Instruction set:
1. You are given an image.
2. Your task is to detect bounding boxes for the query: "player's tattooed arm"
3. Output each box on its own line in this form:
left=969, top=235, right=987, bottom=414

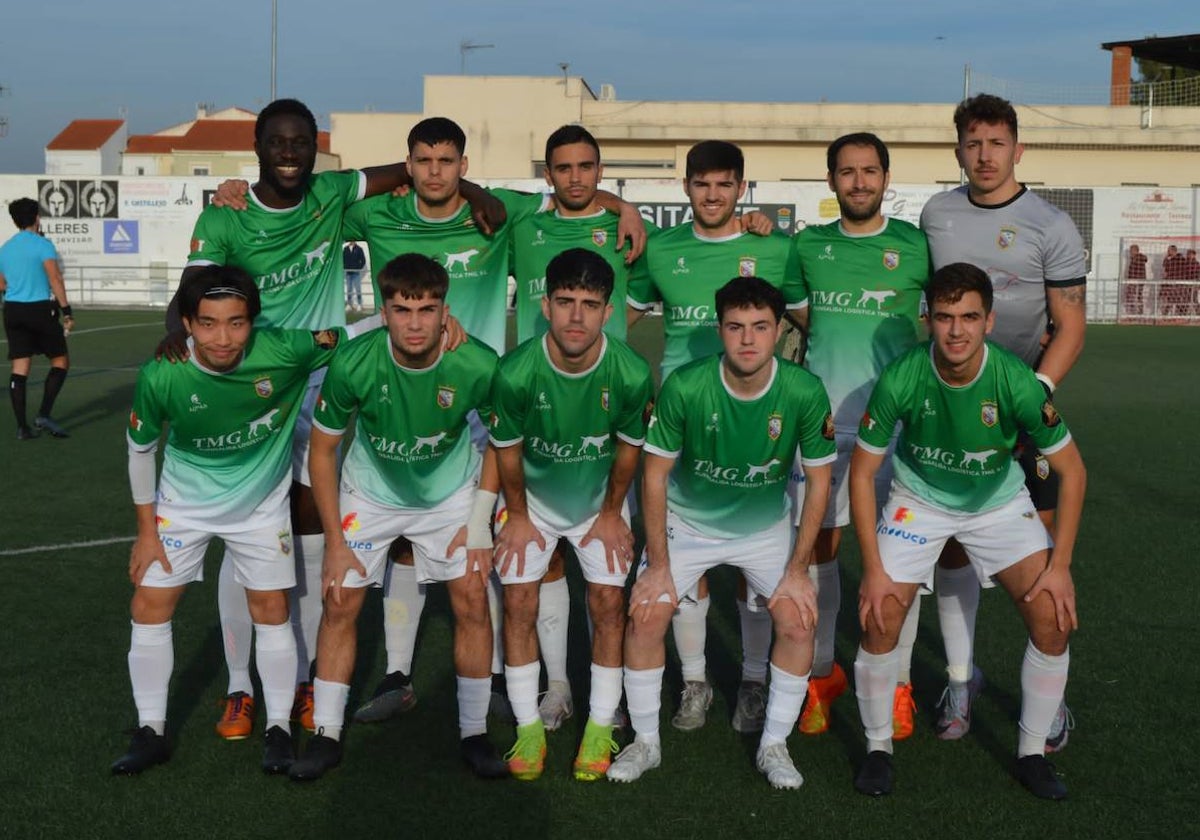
left=1039, top=283, right=1087, bottom=391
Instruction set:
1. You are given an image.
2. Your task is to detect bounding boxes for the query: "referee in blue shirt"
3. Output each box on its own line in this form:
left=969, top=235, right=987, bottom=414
left=0, top=198, right=73, bottom=439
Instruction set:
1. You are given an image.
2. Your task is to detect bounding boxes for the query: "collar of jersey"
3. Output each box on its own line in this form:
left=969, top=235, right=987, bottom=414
left=553, top=207, right=607, bottom=221
left=965, top=184, right=1028, bottom=211
left=928, top=341, right=989, bottom=389
left=413, top=193, right=469, bottom=225
left=248, top=187, right=304, bottom=215
left=691, top=227, right=744, bottom=244
left=389, top=334, right=445, bottom=373
left=837, top=217, right=890, bottom=239
left=719, top=355, right=777, bottom=401
left=540, top=332, right=607, bottom=378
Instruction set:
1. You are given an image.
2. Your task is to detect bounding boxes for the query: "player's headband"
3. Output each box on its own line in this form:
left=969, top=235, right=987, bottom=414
left=203, top=286, right=248, bottom=299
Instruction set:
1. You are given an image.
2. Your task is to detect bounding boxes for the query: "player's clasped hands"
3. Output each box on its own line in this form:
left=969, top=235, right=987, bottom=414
left=129, top=534, right=171, bottom=586
left=322, top=540, right=367, bottom=607
left=492, top=511, right=546, bottom=579
left=579, top=510, right=635, bottom=575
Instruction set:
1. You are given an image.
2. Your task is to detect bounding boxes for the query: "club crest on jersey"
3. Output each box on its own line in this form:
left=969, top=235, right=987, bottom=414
left=980, top=401, right=998, bottom=428
left=739, top=258, right=757, bottom=277
left=768, top=412, right=783, bottom=441
left=1036, top=455, right=1051, bottom=480
left=601, top=387, right=610, bottom=412
left=998, top=227, right=1017, bottom=249
left=592, top=229, right=607, bottom=247
left=822, top=413, right=835, bottom=441
left=882, top=249, right=900, bottom=270
left=1041, top=401, right=1061, bottom=428
left=437, top=386, right=456, bottom=409
left=254, top=377, right=273, bottom=398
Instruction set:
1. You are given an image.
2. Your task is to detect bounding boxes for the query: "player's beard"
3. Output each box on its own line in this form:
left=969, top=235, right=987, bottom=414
left=837, top=191, right=883, bottom=225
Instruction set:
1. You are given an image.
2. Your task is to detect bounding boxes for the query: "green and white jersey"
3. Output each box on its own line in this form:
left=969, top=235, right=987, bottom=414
left=128, top=329, right=342, bottom=522
left=313, top=332, right=498, bottom=509
left=188, top=170, right=366, bottom=330
left=489, top=334, right=654, bottom=531
left=858, top=342, right=1072, bottom=513
left=793, top=218, right=930, bottom=431
left=645, top=356, right=836, bottom=539
left=344, top=189, right=547, bottom=354
left=627, top=224, right=802, bottom=379
left=510, top=210, right=656, bottom=343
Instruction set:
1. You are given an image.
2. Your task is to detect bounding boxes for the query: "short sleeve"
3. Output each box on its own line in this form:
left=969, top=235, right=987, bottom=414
left=1011, top=367, right=1071, bottom=454
left=311, top=350, right=357, bottom=435
left=858, top=367, right=902, bottom=453
left=187, top=207, right=229, bottom=266
left=643, top=373, right=685, bottom=457
left=614, top=363, right=654, bottom=446
left=795, top=377, right=836, bottom=465
left=1042, top=212, right=1087, bottom=286
left=127, top=366, right=165, bottom=451
left=627, top=238, right=658, bottom=308
left=488, top=366, right=527, bottom=447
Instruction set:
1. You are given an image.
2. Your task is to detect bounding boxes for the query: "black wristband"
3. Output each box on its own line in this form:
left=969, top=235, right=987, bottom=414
left=61, top=305, right=73, bottom=318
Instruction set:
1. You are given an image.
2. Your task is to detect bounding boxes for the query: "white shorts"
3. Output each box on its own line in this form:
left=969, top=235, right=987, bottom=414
left=790, top=430, right=895, bottom=529
left=143, top=505, right=296, bottom=591
left=291, top=375, right=324, bottom=486
left=875, top=485, right=1053, bottom=591
left=643, top=511, right=794, bottom=608
left=337, top=481, right=476, bottom=588
left=495, top=501, right=631, bottom=588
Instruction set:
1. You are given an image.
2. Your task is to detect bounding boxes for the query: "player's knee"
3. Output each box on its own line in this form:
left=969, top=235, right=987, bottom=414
left=502, top=584, right=539, bottom=625
left=587, top=584, right=624, bottom=623
left=1027, top=618, right=1070, bottom=656
left=450, top=579, right=490, bottom=625
left=246, top=589, right=290, bottom=624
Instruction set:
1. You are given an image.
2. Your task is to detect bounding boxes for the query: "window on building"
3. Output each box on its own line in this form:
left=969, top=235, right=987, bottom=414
left=192, top=165, right=210, bottom=176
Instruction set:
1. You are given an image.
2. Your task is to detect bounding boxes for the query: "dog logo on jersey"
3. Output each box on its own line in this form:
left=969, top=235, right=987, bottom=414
left=592, top=229, right=607, bottom=247
left=248, top=408, right=280, bottom=437
left=960, top=449, right=997, bottom=469
left=980, top=400, right=998, bottom=428
left=1036, top=455, right=1050, bottom=480
left=254, top=377, right=273, bottom=398
left=739, top=258, right=757, bottom=277
left=746, top=458, right=781, bottom=481
left=1041, top=401, right=1061, bottom=428
left=882, top=249, right=900, bottom=270
left=601, top=387, right=610, bottom=412
left=768, top=412, right=783, bottom=441
left=437, top=386, right=456, bottom=409
left=445, top=249, right=479, bottom=272
left=821, top=413, right=835, bottom=441
left=341, top=512, right=361, bottom=534
left=412, top=432, right=447, bottom=454
left=278, top=530, right=292, bottom=556
left=312, top=329, right=339, bottom=350
left=579, top=434, right=609, bottom=455
left=303, top=241, right=331, bottom=270
left=997, top=227, right=1017, bottom=249
left=858, top=289, right=897, bottom=309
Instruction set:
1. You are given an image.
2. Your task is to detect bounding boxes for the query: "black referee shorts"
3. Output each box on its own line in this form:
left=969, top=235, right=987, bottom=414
left=4, top=300, right=67, bottom=360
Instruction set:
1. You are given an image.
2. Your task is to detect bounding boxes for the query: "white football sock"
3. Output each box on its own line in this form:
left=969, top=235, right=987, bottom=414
left=537, top=576, right=570, bottom=686
left=504, top=661, right=541, bottom=727
left=254, top=621, right=298, bottom=731
left=290, top=533, right=325, bottom=682
left=457, top=675, right=491, bottom=738
left=217, top=554, right=254, bottom=696
left=1018, top=641, right=1069, bottom=757
left=737, top=596, right=772, bottom=684
left=312, top=677, right=349, bottom=741
left=129, top=621, right=172, bottom=733
left=936, top=563, right=979, bottom=684
left=623, top=665, right=665, bottom=744
left=383, top=563, right=426, bottom=675
left=672, top=595, right=709, bottom=683
left=809, top=561, right=841, bottom=678
left=896, top=594, right=922, bottom=685
left=761, top=664, right=810, bottom=747
left=854, top=646, right=900, bottom=754
left=588, top=663, right=623, bottom=726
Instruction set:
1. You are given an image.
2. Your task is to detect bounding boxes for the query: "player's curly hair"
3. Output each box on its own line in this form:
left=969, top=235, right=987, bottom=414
left=715, top=276, right=784, bottom=323
left=954, top=94, right=1018, bottom=142
left=178, top=265, right=262, bottom=322
left=255, top=99, right=318, bottom=144
left=926, top=262, right=994, bottom=314
left=545, top=248, right=614, bottom=302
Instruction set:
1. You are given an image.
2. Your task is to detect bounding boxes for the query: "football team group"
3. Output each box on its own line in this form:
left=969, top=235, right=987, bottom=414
left=0, top=91, right=1086, bottom=801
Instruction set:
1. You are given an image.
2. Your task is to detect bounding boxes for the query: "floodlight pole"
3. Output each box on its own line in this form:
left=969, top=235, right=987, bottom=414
left=270, top=0, right=278, bottom=101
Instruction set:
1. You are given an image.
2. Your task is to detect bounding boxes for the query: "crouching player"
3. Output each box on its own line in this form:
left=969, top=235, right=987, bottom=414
left=289, top=254, right=508, bottom=781
left=851, top=262, right=1084, bottom=800
left=609, top=276, right=835, bottom=789
left=114, top=266, right=345, bottom=775
left=490, top=248, right=654, bottom=782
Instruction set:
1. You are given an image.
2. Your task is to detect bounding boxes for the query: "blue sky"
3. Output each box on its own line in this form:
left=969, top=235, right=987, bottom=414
left=0, top=0, right=1194, bottom=172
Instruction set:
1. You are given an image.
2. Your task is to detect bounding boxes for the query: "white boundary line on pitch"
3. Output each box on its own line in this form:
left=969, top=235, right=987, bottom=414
left=0, top=536, right=134, bottom=557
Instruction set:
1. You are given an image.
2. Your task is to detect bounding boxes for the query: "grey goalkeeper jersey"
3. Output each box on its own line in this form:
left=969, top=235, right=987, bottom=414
left=920, top=186, right=1086, bottom=367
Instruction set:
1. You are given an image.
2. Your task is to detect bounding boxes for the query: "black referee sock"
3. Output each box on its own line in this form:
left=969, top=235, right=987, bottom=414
left=10, top=373, right=29, bottom=429
left=39, top=366, right=67, bottom=418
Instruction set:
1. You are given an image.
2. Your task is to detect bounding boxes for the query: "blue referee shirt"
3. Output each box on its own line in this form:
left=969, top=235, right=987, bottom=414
left=0, top=230, right=58, bottom=302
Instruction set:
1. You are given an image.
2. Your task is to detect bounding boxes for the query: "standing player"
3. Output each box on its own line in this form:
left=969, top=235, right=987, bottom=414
left=171, top=100, right=503, bottom=742
left=343, top=118, right=646, bottom=725
left=0, top=198, right=73, bottom=439
left=113, top=266, right=343, bottom=775
left=920, top=94, right=1086, bottom=749
left=490, top=249, right=653, bottom=782
left=850, top=262, right=1084, bottom=800
left=626, top=140, right=803, bottom=734
left=608, top=276, right=834, bottom=788
left=789, top=134, right=930, bottom=739
left=288, top=254, right=508, bottom=781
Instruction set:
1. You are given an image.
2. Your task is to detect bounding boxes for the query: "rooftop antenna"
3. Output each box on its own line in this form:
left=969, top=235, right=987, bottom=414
left=460, top=40, right=494, bottom=74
